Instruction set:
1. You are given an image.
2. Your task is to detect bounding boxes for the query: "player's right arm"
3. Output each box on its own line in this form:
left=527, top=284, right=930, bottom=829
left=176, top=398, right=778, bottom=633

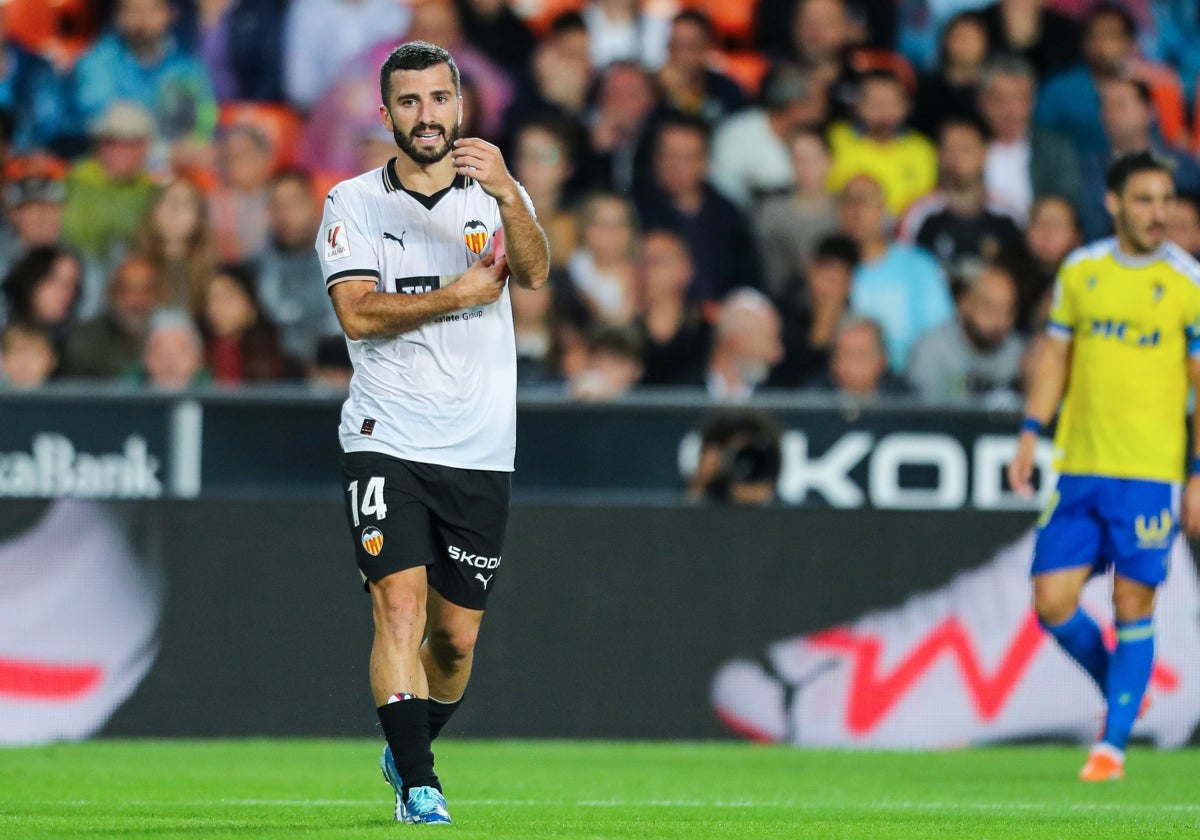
left=330, top=253, right=510, bottom=340
left=1007, top=265, right=1078, bottom=498
left=1007, top=334, right=1071, bottom=497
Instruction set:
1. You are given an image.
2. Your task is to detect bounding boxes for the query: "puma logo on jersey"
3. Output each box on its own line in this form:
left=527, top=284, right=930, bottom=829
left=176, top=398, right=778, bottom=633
left=383, top=230, right=406, bottom=249
left=475, top=573, right=493, bottom=589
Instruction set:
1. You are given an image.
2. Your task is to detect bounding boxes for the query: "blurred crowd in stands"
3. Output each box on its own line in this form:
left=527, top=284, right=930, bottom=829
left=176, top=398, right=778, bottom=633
left=1, top=0, right=1199, bottom=405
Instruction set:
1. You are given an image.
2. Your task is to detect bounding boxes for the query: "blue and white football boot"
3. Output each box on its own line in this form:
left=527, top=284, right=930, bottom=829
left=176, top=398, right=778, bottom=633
left=403, top=786, right=452, bottom=825
left=379, top=745, right=409, bottom=823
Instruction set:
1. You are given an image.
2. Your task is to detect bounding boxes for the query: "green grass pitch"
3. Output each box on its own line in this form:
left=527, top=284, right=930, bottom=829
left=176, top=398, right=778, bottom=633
left=1, top=740, right=1198, bottom=838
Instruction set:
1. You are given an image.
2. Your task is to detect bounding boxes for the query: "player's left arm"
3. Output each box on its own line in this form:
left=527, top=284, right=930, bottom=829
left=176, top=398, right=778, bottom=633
left=1183, top=355, right=1200, bottom=538
left=451, top=137, right=550, bottom=290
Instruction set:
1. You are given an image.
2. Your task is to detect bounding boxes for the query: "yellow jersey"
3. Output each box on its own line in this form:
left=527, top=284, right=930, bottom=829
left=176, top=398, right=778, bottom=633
left=1047, top=237, right=1200, bottom=482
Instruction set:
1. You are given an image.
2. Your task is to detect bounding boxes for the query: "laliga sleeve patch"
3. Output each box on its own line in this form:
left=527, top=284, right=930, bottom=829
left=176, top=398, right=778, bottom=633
left=324, top=219, right=351, bottom=261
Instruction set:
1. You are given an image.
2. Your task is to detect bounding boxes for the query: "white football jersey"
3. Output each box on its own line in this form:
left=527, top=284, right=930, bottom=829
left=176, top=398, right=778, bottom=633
left=316, top=159, right=533, bottom=471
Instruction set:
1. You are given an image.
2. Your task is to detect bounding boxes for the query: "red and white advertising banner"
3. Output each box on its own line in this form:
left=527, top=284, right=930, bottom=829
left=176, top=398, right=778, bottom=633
left=713, top=530, right=1200, bottom=748
left=0, top=500, right=163, bottom=745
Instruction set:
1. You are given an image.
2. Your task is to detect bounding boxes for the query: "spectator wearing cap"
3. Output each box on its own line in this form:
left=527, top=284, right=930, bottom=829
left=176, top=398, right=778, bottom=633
left=0, top=170, right=67, bottom=279
left=61, top=101, right=158, bottom=266
left=59, top=256, right=165, bottom=380
left=709, top=64, right=827, bottom=210
left=70, top=0, right=218, bottom=169
left=0, top=2, right=68, bottom=153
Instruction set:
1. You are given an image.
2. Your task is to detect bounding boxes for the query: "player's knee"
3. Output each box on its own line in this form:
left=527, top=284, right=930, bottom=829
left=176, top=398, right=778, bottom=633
left=1112, top=577, right=1155, bottom=623
left=1032, top=581, right=1078, bottom=626
left=427, top=624, right=477, bottom=670
left=371, top=582, right=426, bottom=638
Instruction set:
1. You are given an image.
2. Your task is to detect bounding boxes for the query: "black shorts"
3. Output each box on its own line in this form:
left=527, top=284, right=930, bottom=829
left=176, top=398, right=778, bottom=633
left=340, top=450, right=510, bottom=610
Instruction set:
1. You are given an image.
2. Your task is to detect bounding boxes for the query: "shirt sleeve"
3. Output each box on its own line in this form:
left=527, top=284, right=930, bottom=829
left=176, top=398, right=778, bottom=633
left=316, top=186, right=380, bottom=290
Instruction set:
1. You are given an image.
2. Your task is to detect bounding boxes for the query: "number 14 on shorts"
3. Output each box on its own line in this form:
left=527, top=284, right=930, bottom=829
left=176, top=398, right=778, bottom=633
left=348, top=477, right=388, bottom=526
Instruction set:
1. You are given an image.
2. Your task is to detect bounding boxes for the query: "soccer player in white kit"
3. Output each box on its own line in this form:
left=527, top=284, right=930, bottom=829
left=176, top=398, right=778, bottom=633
left=315, top=41, right=549, bottom=825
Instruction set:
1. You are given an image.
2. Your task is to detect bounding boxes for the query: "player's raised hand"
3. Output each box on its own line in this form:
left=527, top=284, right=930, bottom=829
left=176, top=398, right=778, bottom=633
left=1006, top=435, right=1037, bottom=499
left=452, top=252, right=509, bottom=309
left=451, top=138, right=520, bottom=205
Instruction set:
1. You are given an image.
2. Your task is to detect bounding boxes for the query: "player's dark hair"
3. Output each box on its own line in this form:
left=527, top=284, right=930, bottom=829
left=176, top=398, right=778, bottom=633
left=672, top=8, right=715, bottom=40
left=379, top=41, right=461, bottom=105
left=1105, top=149, right=1175, bottom=194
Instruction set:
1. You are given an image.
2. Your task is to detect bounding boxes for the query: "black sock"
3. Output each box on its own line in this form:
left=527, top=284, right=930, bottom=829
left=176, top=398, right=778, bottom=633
left=377, top=698, right=440, bottom=796
left=429, top=696, right=464, bottom=740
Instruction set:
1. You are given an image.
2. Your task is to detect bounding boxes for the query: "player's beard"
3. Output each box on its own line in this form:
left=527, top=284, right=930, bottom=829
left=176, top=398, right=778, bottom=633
left=394, top=120, right=461, bottom=165
left=1116, top=209, right=1166, bottom=254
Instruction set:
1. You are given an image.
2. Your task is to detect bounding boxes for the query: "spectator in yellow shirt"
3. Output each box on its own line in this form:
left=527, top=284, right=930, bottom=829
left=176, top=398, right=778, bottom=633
left=827, top=69, right=937, bottom=217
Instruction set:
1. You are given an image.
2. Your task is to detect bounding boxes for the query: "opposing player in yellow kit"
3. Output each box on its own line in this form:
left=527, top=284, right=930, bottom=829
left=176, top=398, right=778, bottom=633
left=1009, top=150, right=1200, bottom=781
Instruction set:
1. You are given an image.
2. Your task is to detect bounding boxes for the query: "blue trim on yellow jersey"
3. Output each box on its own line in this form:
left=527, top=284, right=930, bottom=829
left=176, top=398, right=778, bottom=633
left=1046, top=320, right=1072, bottom=339
left=1189, top=337, right=1200, bottom=355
